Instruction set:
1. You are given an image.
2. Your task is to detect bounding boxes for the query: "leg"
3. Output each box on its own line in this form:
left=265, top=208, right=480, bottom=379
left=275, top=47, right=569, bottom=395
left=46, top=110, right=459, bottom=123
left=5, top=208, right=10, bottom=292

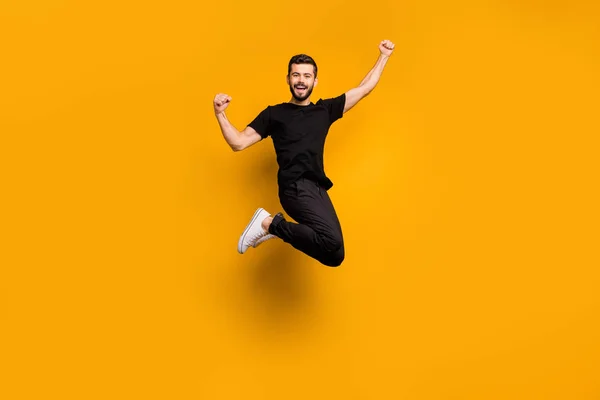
left=269, top=178, right=345, bottom=267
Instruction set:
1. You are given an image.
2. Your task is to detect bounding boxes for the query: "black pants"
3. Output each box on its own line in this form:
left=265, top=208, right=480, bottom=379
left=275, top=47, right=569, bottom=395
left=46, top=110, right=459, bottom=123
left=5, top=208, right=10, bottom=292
left=269, top=177, right=345, bottom=267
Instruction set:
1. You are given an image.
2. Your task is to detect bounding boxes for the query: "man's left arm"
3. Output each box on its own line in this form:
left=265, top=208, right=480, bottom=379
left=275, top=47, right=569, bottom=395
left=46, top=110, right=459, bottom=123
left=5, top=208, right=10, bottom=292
left=344, top=39, right=395, bottom=113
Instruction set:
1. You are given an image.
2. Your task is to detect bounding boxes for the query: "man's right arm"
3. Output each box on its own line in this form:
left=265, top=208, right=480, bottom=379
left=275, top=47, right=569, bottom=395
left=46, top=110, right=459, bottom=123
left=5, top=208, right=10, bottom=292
left=213, top=93, right=262, bottom=152
left=215, top=111, right=262, bottom=152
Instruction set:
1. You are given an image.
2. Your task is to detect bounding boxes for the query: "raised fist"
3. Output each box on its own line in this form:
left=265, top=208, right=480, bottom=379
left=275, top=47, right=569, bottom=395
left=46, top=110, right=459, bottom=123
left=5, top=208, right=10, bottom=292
left=214, top=93, right=232, bottom=114
left=379, top=40, right=395, bottom=57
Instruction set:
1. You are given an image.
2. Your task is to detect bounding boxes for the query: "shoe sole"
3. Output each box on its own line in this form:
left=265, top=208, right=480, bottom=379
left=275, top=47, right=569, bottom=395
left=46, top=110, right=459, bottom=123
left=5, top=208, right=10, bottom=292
left=238, top=207, right=265, bottom=254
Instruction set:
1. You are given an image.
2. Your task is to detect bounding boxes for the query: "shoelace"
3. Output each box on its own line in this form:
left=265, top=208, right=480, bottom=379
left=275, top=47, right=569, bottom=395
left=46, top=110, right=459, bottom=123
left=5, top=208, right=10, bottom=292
left=247, top=230, right=267, bottom=244
left=254, top=234, right=275, bottom=247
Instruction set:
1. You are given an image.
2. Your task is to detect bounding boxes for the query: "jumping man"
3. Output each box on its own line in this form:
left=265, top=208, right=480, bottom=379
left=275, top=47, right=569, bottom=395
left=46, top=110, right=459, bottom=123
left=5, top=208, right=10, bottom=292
left=214, top=39, right=395, bottom=267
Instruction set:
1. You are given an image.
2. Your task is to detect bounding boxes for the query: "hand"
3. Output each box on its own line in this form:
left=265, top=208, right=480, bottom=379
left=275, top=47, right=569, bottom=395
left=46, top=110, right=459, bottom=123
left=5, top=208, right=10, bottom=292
left=379, top=39, right=395, bottom=57
left=214, top=93, right=232, bottom=114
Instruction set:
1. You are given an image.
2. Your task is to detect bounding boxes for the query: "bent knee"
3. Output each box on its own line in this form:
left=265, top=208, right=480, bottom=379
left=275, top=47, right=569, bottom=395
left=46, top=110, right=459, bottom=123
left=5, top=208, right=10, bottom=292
left=322, top=246, right=345, bottom=267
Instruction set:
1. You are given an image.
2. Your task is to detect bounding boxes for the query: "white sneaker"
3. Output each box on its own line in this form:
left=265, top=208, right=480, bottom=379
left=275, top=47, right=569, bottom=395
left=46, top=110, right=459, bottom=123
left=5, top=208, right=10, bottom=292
left=238, top=208, right=271, bottom=254
left=253, top=233, right=276, bottom=248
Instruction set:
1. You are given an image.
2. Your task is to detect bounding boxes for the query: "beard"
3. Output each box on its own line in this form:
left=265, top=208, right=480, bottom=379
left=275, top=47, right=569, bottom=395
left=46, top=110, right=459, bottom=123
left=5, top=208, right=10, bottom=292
left=289, top=83, right=314, bottom=102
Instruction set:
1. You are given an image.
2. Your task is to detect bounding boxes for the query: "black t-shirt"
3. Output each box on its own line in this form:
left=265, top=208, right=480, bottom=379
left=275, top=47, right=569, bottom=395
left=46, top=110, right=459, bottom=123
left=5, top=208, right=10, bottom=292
left=248, top=93, right=346, bottom=192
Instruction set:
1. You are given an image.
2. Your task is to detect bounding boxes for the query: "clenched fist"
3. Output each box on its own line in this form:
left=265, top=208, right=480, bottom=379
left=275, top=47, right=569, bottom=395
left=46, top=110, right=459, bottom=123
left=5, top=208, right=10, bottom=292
left=379, top=39, right=395, bottom=57
left=214, top=93, right=232, bottom=114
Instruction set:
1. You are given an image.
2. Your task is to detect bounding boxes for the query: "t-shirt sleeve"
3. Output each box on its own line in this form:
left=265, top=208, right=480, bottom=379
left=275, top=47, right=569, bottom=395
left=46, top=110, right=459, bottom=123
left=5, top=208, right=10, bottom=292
left=320, top=93, right=346, bottom=123
left=247, top=106, right=271, bottom=139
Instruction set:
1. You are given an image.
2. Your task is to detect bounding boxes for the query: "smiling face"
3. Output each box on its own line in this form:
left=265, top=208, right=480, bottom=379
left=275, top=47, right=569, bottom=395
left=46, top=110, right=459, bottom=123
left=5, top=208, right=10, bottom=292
left=287, top=63, right=318, bottom=102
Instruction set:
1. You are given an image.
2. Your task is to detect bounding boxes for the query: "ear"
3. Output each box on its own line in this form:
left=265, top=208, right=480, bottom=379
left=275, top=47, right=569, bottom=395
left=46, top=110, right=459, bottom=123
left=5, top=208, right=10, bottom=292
left=286, top=75, right=290, bottom=85
left=314, top=78, right=318, bottom=88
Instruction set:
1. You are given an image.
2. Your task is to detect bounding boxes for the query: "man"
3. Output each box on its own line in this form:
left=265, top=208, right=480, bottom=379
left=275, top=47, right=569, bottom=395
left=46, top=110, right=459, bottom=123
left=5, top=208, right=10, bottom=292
left=214, top=39, right=395, bottom=267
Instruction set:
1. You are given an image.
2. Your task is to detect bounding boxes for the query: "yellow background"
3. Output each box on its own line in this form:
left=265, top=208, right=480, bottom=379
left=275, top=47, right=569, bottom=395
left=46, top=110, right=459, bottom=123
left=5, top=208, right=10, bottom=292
left=2, top=0, right=599, bottom=398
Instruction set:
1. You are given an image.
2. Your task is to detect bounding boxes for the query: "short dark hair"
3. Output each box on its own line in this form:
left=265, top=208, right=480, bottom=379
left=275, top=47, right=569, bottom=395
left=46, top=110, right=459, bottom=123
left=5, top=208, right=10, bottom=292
left=288, top=54, right=318, bottom=78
